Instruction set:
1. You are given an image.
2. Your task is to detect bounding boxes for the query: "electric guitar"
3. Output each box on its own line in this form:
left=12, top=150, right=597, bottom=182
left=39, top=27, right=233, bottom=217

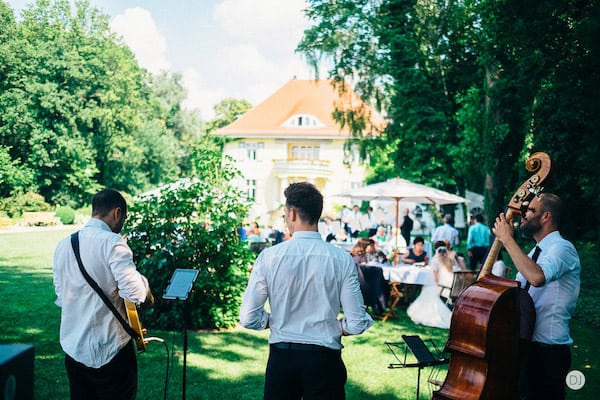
left=124, top=300, right=148, bottom=353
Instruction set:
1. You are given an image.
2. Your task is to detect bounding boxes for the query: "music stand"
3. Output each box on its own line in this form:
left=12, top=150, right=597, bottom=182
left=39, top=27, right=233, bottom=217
left=163, top=269, right=199, bottom=400
left=386, top=335, right=449, bottom=400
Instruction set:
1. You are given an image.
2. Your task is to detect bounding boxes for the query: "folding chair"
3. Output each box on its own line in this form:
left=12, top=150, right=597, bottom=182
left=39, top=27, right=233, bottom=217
left=443, top=269, right=479, bottom=307
left=381, top=282, right=403, bottom=322
left=357, top=265, right=390, bottom=318
left=386, top=335, right=449, bottom=400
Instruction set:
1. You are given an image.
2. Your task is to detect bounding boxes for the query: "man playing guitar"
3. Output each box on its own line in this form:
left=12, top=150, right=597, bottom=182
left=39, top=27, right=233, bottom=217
left=53, top=189, right=154, bottom=400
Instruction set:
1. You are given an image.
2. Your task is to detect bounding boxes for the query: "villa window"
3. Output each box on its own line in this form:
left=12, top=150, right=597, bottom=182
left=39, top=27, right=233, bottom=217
left=289, top=144, right=320, bottom=160
left=246, top=179, right=257, bottom=201
left=239, top=142, right=264, bottom=161
left=281, top=114, right=325, bottom=128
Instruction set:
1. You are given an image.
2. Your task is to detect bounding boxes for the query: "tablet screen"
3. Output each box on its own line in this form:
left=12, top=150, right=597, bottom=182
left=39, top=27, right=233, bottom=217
left=163, top=269, right=199, bottom=300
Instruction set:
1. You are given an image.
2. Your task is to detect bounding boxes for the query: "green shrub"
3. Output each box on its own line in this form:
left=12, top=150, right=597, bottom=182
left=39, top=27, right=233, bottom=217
left=55, top=206, right=76, bottom=225
left=125, top=178, right=254, bottom=330
left=0, top=192, right=51, bottom=217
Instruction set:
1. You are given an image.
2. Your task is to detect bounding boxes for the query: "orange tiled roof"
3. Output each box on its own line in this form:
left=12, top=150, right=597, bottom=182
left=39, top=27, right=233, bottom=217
left=215, top=79, right=386, bottom=138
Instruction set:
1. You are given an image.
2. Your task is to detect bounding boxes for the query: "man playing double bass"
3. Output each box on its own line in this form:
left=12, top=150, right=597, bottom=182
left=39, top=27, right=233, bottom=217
left=493, top=193, right=580, bottom=400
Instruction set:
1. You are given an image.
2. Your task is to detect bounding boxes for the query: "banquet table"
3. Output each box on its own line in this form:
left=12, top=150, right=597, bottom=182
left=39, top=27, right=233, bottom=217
left=330, top=241, right=356, bottom=252
left=364, top=262, right=443, bottom=324
left=365, top=262, right=436, bottom=285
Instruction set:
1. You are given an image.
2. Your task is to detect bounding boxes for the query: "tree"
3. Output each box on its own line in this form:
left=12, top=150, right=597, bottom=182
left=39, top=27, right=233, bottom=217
left=0, top=0, right=205, bottom=207
left=299, top=0, right=600, bottom=239
left=204, top=98, right=252, bottom=134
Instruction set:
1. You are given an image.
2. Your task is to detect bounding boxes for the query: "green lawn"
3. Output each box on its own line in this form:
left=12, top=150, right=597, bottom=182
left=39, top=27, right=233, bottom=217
left=1, top=228, right=597, bottom=399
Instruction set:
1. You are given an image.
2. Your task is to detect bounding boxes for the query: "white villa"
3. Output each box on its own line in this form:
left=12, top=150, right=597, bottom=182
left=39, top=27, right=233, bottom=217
left=215, top=79, right=386, bottom=226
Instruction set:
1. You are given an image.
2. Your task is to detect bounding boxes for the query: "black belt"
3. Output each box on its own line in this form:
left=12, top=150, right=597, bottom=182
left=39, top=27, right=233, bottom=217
left=270, top=342, right=339, bottom=353
left=531, top=341, right=570, bottom=350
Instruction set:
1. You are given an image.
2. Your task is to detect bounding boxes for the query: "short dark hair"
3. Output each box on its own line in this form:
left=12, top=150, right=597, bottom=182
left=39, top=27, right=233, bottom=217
left=92, top=189, right=127, bottom=218
left=413, top=236, right=425, bottom=245
left=538, top=193, right=563, bottom=228
left=474, top=214, right=485, bottom=223
left=284, top=182, right=323, bottom=225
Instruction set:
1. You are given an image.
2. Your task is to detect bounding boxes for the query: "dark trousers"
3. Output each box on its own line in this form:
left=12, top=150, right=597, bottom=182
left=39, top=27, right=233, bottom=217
left=469, top=246, right=488, bottom=270
left=520, top=342, right=571, bottom=400
left=65, top=341, right=137, bottom=400
left=264, top=343, right=347, bottom=400
left=401, top=232, right=410, bottom=247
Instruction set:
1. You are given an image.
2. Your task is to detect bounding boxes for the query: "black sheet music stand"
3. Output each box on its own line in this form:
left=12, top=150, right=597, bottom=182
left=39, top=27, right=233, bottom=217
left=386, top=335, right=449, bottom=400
left=163, top=269, right=199, bottom=400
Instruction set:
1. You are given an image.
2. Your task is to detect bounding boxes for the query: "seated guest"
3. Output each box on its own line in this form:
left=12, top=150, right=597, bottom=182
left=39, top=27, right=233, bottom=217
left=406, top=241, right=453, bottom=328
left=366, top=239, right=387, bottom=264
left=371, top=226, right=388, bottom=247
left=384, top=227, right=408, bottom=256
left=246, top=221, right=261, bottom=242
left=321, top=217, right=336, bottom=242
left=350, top=238, right=372, bottom=266
left=401, top=236, right=429, bottom=265
left=443, top=239, right=467, bottom=270
left=430, top=240, right=461, bottom=296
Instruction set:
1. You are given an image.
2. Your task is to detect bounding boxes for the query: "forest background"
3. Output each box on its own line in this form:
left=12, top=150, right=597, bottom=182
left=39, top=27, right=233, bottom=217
left=1, top=0, right=599, bottom=333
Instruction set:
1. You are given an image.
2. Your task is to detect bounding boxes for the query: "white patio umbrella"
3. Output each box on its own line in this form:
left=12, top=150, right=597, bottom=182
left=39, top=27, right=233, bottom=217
left=337, top=178, right=468, bottom=250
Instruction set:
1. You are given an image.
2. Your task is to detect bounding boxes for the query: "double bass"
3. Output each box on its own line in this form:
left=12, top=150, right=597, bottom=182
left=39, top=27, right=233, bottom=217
left=433, top=152, right=553, bottom=400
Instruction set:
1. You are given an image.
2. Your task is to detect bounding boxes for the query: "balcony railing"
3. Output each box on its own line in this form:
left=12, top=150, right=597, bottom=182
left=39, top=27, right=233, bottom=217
left=272, top=158, right=331, bottom=176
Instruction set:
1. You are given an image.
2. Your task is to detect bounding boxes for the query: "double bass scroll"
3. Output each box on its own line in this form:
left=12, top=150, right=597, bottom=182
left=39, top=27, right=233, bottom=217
left=433, top=152, right=553, bottom=400
left=480, top=152, right=553, bottom=279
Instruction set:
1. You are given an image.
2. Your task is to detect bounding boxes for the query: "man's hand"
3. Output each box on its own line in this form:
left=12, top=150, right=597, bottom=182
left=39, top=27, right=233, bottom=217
left=141, top=288, right=155, bottom=310
left=492, top=213, right=514, bottom=244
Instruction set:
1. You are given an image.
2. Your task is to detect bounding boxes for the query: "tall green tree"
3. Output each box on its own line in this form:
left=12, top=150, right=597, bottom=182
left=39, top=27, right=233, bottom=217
left=0, top=0, right=204, bottom=207
left=204, top=98, right=252, bottom=134
left=299, top=0, right=600, bottom=239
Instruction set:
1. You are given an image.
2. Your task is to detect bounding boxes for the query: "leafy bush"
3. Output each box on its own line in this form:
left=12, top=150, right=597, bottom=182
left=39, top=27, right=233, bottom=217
left=54, top=206, right=76, bottom=224
left=0, top=192, right=51, bottom=217
left=125, top=177, right=253, bottom=330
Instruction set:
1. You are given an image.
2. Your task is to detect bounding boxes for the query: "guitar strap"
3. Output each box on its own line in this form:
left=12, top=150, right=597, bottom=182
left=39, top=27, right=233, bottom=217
left=70, top=232, right=141, bottom=340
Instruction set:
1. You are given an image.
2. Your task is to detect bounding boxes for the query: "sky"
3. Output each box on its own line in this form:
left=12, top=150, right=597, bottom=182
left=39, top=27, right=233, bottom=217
left=6, top=0, right=319, bottom=119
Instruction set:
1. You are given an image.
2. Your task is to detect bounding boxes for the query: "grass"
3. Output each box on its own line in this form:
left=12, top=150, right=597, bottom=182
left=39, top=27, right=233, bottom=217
left=1, top=227, right=598, bottom=399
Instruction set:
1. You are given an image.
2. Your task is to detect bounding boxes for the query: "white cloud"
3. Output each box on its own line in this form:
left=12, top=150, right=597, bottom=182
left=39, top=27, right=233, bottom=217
left=214, top=0, right=309, bottom=55
left=181, top=68, right=229, bottom=120
left=110, top=8, right=171, bottom=74
left=193, top=0, right=315, bottom=118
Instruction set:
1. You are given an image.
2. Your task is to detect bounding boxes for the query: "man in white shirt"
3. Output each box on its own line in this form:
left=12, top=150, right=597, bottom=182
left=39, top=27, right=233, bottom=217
left=431, top=214, right=460, bottom=248
left=493, top=193, right=580, bottom=400
left=240, top=182, right=373, bottom=399
left=53, top=189, right=153, bottom=400
left=348, top=204, right=363, bottom=238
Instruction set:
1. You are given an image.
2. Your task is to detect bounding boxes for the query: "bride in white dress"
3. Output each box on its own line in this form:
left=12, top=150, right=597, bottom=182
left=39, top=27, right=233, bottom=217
left=407, top=241, right=459, bottom=329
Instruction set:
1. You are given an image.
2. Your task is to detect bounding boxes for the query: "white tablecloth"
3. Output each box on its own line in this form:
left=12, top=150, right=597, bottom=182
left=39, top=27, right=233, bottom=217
left=365, top=262, right=436, bottom=286
left=330, top=241, right=355, bottom=252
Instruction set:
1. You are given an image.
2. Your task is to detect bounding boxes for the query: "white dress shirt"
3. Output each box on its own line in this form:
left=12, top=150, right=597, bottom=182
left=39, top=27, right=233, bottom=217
left=53, top=218, right=150, bottom=368
left=239, top=231, right=373, bottom=350
left=431, top=223, right=460, bottom=247
left=515, top=231, right=580, bottom=345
